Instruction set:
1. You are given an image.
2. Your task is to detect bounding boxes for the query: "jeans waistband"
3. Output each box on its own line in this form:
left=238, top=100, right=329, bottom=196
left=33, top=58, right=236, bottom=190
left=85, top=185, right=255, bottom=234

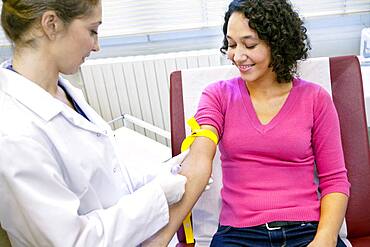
left=259, top=221, right=318, bottom=230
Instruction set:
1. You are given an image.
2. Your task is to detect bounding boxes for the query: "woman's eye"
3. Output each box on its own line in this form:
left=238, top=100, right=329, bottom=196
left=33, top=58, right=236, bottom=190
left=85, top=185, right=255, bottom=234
left=228, top=44, right=236, bottom=48
left=90, top=30, right=98, bottom=35
left=245, top=44, right=257, bottom=49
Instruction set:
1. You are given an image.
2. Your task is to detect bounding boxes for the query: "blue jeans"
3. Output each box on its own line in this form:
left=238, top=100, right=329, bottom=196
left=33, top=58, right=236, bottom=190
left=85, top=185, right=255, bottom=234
left=210, top=222, right=347, bottom=247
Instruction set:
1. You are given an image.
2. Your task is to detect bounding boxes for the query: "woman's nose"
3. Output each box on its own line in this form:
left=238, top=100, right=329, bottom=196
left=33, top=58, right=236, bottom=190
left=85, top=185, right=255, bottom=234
left=234, top=48, right=248, bottom=62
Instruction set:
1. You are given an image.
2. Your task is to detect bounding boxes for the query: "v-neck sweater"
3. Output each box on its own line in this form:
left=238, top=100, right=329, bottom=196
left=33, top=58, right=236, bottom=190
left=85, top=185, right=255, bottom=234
left=194, top=76, right=350, bottom=227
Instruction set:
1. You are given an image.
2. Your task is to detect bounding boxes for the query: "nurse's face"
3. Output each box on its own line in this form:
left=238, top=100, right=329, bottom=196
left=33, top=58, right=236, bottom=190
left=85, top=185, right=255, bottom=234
left=54, top=2, right=102, bottom=74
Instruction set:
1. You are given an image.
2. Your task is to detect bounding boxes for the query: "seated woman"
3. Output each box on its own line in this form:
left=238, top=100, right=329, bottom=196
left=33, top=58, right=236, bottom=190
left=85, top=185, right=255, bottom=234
left=144, top=0, right=350, bottom=246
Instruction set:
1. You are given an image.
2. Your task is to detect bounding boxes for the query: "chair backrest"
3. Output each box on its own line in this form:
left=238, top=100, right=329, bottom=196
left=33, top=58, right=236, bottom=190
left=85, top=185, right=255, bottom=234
left=329, top=56, right=370, bottom=245
left=170, top=56, right=370, bottom=246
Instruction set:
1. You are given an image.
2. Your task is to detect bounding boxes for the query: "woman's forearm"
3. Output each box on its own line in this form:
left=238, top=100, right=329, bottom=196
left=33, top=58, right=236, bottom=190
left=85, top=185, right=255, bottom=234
left=142, top=136, right=216, bottom=246
left=310, top=192, right=348, bottom=246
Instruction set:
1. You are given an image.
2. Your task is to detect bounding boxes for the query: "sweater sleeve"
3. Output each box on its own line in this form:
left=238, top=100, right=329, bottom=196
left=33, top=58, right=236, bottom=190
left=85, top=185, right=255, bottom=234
left=312, top=87, right=350, bottom=198
left=194, top=82, right=225, bottom=138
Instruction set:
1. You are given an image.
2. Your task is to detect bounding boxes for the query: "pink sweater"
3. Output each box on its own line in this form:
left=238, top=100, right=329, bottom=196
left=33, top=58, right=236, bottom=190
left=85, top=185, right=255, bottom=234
left=195, top=77, right=350, bottom=227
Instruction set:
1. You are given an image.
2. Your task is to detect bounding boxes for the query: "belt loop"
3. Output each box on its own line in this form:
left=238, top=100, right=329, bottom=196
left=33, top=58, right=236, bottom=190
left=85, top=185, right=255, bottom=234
left=265, top=223, right=282, bottom=230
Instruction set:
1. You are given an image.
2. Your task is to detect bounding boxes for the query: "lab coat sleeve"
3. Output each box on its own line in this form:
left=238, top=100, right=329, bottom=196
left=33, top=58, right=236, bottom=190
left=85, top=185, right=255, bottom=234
left=0, top=136, right=169, bottom=247
left=121, top=160, right=163, bottom=191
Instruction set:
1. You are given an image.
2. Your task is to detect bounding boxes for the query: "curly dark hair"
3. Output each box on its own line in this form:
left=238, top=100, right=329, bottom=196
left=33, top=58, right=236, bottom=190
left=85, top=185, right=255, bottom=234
left=221, top=0, right=311, bottom=83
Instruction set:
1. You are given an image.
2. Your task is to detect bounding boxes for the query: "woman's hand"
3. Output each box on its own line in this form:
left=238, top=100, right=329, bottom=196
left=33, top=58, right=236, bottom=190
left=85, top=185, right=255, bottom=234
left=307, top=234, right=337, bottom=247
left=308, top=192, right=348, bottom=247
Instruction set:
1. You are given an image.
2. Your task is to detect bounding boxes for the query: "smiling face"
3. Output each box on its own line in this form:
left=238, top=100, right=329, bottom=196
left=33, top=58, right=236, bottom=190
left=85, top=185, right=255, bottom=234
left=226, top=12, right=276, bottom=84
left=52, top=2, right=102, bottom=74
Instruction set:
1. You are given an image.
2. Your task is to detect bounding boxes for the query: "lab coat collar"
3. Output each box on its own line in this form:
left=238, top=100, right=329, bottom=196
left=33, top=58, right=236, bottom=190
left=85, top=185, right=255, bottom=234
left=0, top=61, right=111, bottom=134
left=0, top=65, right=63, bottom=122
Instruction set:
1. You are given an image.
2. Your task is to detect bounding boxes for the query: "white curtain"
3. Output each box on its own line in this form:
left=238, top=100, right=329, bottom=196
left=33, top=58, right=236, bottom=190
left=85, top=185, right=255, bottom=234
left=0, top=0, right=369, bottom=46
left=292, top=0, right=370, bottom=17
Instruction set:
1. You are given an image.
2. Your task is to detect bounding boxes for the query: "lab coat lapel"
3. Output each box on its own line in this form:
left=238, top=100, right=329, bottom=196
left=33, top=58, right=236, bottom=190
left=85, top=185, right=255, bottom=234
left=57, top=77, right=111, bottom=134
left=1, top=64, right=137, bottom=195
left=0, top=67, right=108, bottom=135
left=58, top=78, right=136, bottom=193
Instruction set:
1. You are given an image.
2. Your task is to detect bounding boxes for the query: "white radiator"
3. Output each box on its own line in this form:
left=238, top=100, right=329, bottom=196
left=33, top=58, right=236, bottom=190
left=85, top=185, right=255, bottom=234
left=80, top=49, right=224, bottom=145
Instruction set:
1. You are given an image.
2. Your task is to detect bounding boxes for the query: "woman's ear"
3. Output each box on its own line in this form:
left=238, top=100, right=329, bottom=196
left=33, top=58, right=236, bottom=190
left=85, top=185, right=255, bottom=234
left=40, top=10, right=63, bottom=40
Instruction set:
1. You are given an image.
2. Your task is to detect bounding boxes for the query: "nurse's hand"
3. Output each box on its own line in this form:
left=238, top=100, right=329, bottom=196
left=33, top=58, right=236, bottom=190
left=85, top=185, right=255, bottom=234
left=156, top=172, right=187, bottom=205
left=160, top=149, right=189, bottom=174
left=161, top=150, right=213, bottom=191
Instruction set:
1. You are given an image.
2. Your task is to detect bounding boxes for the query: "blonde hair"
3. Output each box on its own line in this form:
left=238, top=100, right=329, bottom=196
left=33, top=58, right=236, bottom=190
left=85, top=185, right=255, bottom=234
left=1, top=0, right=99, bottom=45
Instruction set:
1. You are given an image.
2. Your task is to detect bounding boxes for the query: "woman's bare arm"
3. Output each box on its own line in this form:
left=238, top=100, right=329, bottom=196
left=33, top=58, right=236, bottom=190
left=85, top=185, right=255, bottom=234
left=142, top=125, right=218, bottom=246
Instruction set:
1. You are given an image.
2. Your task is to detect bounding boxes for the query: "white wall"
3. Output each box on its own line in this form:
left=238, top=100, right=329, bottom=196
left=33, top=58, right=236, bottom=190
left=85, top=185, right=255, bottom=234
left=90, top=12, right=370, bottom=59
left=1, top=12, right=369, bottom=63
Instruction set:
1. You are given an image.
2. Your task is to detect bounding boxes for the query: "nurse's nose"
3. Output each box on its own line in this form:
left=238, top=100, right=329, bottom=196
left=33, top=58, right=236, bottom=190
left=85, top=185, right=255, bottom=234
left=92, top=39, right=100, bottom=52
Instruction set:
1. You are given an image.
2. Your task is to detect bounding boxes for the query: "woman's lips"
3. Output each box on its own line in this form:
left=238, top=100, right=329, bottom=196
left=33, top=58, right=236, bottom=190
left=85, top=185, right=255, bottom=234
left=238, top=64, right=254, bottom=72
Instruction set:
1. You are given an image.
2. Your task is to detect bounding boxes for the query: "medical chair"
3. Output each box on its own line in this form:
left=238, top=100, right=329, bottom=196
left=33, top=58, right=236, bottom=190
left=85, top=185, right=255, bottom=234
left=170, top=55, right=370, bottom=246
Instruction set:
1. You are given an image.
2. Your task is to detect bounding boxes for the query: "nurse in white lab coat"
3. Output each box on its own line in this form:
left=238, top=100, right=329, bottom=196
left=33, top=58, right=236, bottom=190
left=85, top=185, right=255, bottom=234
left=0, top=0, right=187, bottom=246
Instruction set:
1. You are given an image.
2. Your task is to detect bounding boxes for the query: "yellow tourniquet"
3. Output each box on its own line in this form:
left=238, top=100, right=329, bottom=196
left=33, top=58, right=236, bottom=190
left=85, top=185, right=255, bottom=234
left=180, top=117, right=218, bottom=244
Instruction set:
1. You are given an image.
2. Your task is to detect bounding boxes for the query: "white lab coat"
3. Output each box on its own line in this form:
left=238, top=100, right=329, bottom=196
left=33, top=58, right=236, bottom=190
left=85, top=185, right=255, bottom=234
left=0, top=63, right=169, bottom=247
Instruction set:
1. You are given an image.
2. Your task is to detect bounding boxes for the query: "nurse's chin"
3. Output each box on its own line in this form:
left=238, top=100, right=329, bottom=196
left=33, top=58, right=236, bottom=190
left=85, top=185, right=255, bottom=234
left=60, top=66, right=81, bottom=75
